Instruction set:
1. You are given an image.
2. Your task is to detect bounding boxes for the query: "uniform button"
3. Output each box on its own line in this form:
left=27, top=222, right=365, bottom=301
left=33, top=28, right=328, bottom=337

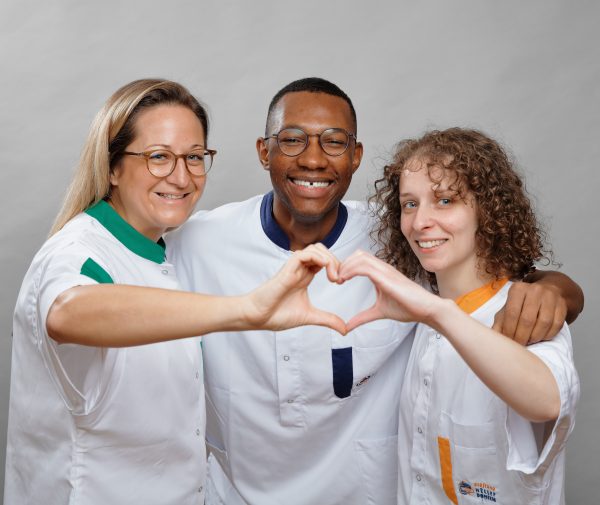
left=198, top=486, right=203, bottom=493
left=424, top=379, right=429, bottom=386
left=417, top=427, right=423, bottom=434
left=436, top=333, right=441, bottom=339
left=287, top=399, right=294, bottom=404
left=161, top=269, right=169, bottom=275
left=283, top=355, right=290, bottom=361
left=196, top=428, right=201, bottom=436
left=195, top=372, right=200, bottom=379
left=416, top=474, right=422, bottom=481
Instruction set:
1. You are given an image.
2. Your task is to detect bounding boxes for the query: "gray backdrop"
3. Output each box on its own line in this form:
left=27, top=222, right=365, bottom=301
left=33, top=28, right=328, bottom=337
left=1, top=1, right=598, bottom=502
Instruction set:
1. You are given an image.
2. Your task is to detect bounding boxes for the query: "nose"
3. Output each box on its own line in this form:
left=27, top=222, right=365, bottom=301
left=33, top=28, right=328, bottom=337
left=412, top=204, right=435, bottom=231
left=296, top=135, right=328, bottom=170
left=166, top=157, right=192, bottom=187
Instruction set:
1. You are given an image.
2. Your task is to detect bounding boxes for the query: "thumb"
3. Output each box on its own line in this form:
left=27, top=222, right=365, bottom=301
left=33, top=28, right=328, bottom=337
left=346, top=305, right=382, bottom=333
left=307, top=309, right=347, bottom=335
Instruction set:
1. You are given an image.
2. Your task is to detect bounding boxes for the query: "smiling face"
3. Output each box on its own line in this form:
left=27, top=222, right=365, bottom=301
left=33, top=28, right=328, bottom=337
left=257, top=91, right=363, bottom=233
left=109, top=105, right=207, bottom=241
left=399, top=157, right=487, bottom=297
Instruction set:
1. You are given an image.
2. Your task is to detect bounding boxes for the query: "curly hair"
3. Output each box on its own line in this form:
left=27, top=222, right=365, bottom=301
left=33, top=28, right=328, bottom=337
left=371, top=127, right=552, bottom=291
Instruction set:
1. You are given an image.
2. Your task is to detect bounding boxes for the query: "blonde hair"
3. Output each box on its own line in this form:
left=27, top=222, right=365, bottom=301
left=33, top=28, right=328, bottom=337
left=50, top=79, right=209, bottom=235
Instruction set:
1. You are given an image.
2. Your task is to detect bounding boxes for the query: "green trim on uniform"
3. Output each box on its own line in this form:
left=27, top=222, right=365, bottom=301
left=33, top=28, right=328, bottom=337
left=85, top=200, right=166, bottom=264
left=81, top=258, right=114, bottom=284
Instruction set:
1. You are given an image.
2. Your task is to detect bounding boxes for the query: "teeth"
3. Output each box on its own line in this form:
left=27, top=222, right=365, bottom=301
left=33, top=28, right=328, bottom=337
left=158, top=193, right=185, bottom=199
left=418, top=239, right=446, bottom=249
left=292, top=179, right=331, bottom=188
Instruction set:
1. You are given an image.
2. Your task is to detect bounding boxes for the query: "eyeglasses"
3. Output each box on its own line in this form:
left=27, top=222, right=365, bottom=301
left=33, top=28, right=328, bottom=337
left=264, top=128, right=356, bottom=157
left=122, top=148, right=217, bottom=177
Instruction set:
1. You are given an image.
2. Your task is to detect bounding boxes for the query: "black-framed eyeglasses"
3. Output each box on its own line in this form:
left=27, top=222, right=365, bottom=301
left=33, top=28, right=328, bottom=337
left=264, top=128, right=357, bottom=157
left=122, top=148, right=217, bottom=177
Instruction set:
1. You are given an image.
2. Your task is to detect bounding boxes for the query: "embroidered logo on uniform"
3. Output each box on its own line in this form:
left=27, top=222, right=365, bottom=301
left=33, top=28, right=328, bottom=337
left=458, top=480, right=475, bottom=496
left=355, top=375, right=372, bottom=387
left=459, top=480, right=497, bottom=502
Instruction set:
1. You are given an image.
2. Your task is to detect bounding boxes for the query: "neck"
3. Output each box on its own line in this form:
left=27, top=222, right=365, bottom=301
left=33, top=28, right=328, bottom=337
left=436, top=267, right=494, bottom=300
left=272, top=198, right=339, bottom=251
left=106, top=196, right=163, bottom=243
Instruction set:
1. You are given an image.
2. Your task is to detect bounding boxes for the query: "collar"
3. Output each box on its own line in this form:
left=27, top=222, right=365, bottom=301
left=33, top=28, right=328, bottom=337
left=455, top=278, right=509, bottom=314
left=260, top=191, right=348, bottom=251
left=85, top=200, right=166, bottom=264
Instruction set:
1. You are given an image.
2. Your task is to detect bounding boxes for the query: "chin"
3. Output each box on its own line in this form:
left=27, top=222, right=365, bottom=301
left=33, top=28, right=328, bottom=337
left=294, top=212, right=330, bottom=225
left=155, top=213, right=191, bottom=231
left=294, top=202, right=339, bottom=223
left=418, top=260, right=443, bottom=274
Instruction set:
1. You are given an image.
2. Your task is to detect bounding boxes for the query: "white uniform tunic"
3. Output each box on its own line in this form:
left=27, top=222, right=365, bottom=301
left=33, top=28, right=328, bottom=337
left=5, top=200, right=206, bottom=505
left=168, top=193, right=415, bottom=505
left=398, top=281, right=579, bottom=505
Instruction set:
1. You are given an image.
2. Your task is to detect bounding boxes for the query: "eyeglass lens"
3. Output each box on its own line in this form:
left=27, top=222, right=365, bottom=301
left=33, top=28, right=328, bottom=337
left=146, top=150, right=212, bottom=177
left=276, top=128, right=351, bottom=156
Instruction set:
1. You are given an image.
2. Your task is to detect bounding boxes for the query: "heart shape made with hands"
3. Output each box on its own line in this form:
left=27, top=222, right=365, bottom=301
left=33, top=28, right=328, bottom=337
left=281, top=247, right=435, bottom=335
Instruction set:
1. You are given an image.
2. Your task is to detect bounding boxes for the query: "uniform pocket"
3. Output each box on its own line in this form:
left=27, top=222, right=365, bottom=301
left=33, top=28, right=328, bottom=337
left=436, top=411, right=497, bottom=503
left=354, top=435, right=398, bottom=505
left=437, top=411, right=539, bottom=505
left=351, top=338, right=402, bottom=396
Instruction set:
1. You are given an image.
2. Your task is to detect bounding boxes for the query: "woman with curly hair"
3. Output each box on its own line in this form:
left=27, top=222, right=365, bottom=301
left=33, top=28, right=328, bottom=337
left=339, top=128, right=579, bottom=504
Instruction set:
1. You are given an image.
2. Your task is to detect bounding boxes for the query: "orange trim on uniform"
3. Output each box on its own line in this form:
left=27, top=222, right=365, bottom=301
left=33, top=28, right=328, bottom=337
left=437, top=436, right=458, bottom=505
left=455, top=278, right=509, bottom=314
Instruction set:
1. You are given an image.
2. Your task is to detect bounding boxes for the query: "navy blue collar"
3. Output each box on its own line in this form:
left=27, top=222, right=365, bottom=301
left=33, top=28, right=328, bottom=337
left=260, top=191, right=348, bottom=251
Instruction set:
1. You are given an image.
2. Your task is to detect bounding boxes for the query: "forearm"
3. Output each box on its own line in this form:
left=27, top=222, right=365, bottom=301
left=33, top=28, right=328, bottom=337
left=526, top=270, right=584, bottom=324
left=47, top=285, right=254, bottom=347
left=427, top=299, right=561, bottom=422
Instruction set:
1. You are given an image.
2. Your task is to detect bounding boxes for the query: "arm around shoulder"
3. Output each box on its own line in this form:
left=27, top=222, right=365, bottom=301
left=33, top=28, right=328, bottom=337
left=526, top=269, right=584, bottom=324
left=493, top=270, right=584, bottom=344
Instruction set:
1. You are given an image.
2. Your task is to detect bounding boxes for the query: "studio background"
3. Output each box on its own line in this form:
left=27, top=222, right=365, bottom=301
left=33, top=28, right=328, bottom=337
left=1, top=1, right=598, bottom=502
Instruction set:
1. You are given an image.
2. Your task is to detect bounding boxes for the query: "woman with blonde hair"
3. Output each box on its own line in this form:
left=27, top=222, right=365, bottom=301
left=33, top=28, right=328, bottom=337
left=4, top=79, right=344, bottom=505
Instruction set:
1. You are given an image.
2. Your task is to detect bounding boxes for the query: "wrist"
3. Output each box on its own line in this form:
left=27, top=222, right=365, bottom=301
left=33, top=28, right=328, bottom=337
left=424, top=297, right=464, bottom=334
left=234, top=293, right=263, bottom=331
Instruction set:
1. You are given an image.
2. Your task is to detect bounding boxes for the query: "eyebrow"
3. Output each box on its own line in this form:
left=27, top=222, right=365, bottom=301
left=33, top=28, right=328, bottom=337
left=279, top=125, right=349, bottom=133
left=145, top=143, right=205, bottom=150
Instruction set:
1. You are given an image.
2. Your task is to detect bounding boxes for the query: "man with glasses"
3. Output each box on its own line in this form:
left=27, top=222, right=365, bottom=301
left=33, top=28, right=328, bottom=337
left=168, top=77, right=583, bottom=505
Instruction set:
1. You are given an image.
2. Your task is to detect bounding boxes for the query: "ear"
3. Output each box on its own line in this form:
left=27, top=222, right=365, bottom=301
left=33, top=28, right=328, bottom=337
left=256, top=137, right=270, bottom=171
left=109, top=161, right=122, bottom=186
left=351, top=141, right=363, bottom=174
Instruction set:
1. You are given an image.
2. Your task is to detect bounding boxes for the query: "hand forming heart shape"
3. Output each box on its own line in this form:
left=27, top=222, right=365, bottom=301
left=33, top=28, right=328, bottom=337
left=251, top=244, right=438, bottom=335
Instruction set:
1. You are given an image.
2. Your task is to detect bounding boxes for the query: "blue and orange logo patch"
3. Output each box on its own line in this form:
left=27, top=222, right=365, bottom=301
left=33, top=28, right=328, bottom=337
left=459, top=480, right=475, bottom=496
left=458, top=480, right=497, bottom=502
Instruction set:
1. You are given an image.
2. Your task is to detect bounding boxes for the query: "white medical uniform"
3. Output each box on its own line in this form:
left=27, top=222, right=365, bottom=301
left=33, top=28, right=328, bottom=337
left=5, top=200, right=206, bottom=505
left=398, top=281, right=579, bottom=505
left=168, top=193, right=415, bottom=505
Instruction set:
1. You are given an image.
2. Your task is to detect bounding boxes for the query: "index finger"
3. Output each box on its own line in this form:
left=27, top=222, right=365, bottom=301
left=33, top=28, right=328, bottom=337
left=338, top=250, right=391, bottom=283
left=313, top=243, right=341, bottom=282
left=292, top=245, right=340, bottom=282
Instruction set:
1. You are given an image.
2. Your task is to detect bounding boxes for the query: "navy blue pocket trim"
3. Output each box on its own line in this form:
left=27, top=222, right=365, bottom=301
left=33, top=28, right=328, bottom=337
left=332, top=347, right=353, bottom=398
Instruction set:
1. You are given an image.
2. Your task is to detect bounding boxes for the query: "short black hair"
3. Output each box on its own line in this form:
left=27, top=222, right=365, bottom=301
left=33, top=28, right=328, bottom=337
left=265, top=77, right=357, bottom=134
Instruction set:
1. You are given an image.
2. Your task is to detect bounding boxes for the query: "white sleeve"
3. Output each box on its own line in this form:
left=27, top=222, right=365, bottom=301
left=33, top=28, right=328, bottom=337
left=504, top=324, right=580, bottom=475
left=36, top=241, right=118, bottom=416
